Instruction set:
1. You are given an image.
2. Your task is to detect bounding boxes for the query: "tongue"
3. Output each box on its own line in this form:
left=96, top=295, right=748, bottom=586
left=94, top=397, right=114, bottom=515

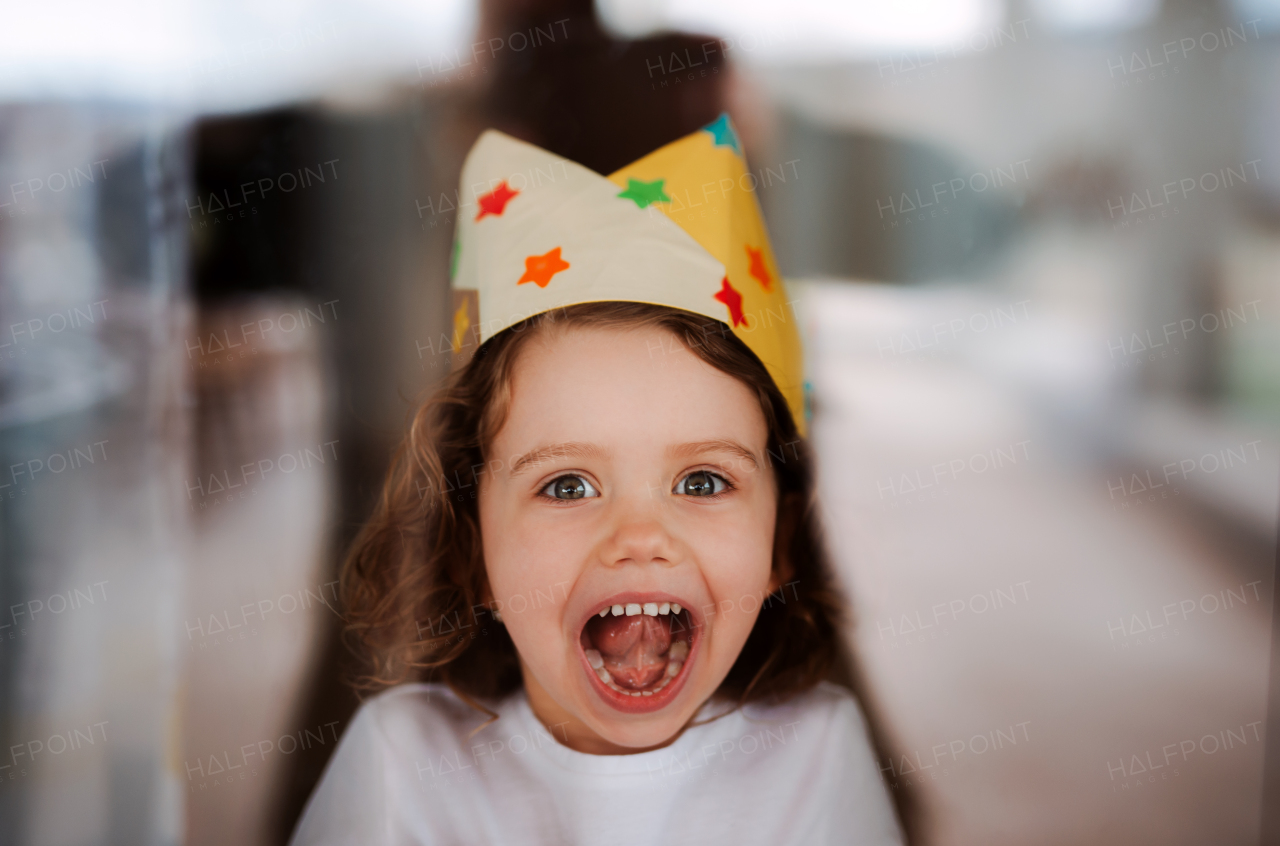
left=585, top=614, right=672, bottom=689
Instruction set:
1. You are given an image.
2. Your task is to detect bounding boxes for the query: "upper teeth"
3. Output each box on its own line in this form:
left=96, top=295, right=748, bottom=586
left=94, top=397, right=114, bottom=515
left=600, top=602, right=683, bottom=618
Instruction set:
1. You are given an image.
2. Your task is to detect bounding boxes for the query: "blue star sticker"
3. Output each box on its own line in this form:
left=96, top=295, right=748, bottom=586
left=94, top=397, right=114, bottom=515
left=703, top=113, right=741, bottom=155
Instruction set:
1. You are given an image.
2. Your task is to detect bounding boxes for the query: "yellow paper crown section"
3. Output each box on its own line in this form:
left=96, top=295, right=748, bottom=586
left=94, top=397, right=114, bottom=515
left=450, top=114, right=805, bottom=434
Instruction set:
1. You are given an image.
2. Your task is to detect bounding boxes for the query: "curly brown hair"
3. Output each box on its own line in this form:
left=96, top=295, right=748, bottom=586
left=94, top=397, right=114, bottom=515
left=340, top=301, right=848, bottom=714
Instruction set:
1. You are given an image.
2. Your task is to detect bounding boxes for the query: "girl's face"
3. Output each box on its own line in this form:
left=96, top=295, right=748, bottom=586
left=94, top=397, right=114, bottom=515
left=479, top=324, right=779, bottom=754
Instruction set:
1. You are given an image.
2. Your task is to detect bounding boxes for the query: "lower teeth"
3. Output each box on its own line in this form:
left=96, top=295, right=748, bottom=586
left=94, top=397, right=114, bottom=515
left=605, top=671, right=677, bottom=697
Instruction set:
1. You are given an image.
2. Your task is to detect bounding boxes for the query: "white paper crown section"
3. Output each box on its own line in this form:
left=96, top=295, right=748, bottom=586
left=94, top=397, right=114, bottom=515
left=454, top=130, right=727, bottom=341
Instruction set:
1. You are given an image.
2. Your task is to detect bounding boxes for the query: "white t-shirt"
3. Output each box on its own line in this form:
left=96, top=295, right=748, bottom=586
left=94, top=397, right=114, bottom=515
left=289, top=681, right=903, bottom=846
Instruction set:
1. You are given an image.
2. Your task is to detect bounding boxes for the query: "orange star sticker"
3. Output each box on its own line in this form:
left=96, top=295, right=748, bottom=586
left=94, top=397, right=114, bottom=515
left=713, top=276, right=746, bottom=327
left=475, top=180, right=520, bottom=221
left=518, top=247, right=570, bottom=288
left=746, top=245, right=772, bottom=291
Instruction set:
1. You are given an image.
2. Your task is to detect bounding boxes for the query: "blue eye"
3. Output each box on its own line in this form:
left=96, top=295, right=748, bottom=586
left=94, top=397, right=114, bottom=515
left=541, top=475, right=599, bottom=500
left=675, top=471, right=728, bottom=497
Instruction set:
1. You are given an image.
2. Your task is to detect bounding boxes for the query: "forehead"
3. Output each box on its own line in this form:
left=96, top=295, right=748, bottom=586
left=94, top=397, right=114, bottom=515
left=496, top=324, right=768, bottom=451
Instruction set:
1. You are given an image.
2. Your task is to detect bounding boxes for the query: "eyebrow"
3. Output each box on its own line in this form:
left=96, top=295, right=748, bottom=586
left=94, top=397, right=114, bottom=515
left=668, top=439, right=759, bottom=469
left=508, top=442, right=606, bottom=477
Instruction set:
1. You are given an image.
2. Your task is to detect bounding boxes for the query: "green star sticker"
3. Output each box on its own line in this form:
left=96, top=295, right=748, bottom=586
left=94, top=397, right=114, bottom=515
left=617, top=178, right=671, bottom=209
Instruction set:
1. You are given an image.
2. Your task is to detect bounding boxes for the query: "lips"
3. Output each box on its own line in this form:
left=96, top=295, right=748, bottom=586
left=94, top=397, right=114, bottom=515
left=576, top=596, right=698, bottom=714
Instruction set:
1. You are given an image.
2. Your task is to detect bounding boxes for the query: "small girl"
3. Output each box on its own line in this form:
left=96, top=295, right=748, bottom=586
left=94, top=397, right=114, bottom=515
left=291, top=116, right=903, bottom=846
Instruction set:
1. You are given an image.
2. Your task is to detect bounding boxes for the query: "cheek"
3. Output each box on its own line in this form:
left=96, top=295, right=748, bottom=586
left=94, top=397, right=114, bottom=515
left=479, top=494, right=580, bottom=635
left=695, top=508, right=777, bottom=623
left=703, top=485, right=777, bottom=573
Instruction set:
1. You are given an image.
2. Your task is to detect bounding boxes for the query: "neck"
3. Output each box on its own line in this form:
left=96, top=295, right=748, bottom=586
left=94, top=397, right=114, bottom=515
left=519, top=661, right=685, bottom=755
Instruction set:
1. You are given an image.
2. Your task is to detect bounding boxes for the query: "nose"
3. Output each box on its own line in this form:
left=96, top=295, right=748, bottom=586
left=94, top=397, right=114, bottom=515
left=599, top=499, right=678, bottom=569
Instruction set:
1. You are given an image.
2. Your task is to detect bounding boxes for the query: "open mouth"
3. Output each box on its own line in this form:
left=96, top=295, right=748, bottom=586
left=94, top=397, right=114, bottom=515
left=578, top=598, right=696, bottom=712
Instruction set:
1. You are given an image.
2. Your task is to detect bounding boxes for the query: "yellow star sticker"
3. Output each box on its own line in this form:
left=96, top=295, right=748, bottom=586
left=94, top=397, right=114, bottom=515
left=451, top=297, right=471, bottom=352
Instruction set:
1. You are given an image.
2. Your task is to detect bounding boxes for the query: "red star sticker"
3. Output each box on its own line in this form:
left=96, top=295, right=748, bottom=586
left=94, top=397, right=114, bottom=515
left=746, top=245, right=772, bottom=291
left=713, top=276, right=746, bottom=327
left=475, top=180, right=520, bottom=221
left=518, top=247, right=570, bottom=288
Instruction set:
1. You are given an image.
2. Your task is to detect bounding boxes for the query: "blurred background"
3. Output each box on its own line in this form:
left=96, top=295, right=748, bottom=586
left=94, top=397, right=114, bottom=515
left=0, top=0, right=1277, bottom=843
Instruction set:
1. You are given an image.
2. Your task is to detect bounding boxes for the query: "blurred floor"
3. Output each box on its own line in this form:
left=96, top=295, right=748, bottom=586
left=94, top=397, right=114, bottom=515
left=806, top=279, right=1275, bottom=845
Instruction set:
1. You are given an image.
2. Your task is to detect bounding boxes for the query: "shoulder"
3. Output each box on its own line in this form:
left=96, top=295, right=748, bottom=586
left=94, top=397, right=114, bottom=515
left=732, top=683, right=884, bottom=784
left=745, top=684, right=903, bottom=844
left=350, top=683, right=496, bottom=753
left=290, top=684, right=501, bottom=845
left=741, top=681, right=872, bottom=742
left=801, top=682, right=880, bottom=760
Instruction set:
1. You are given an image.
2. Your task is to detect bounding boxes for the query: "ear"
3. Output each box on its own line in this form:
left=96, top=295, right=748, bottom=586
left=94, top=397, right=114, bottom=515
left=768, top=491, right=800, bottom=595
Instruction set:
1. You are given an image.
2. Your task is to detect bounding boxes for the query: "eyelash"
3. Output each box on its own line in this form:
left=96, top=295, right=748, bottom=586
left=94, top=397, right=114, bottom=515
left=674, top=469, right=734, bottom=499
left=536, top=469, right=736, bottom=503
left=538, top=474, right=600, bottom=503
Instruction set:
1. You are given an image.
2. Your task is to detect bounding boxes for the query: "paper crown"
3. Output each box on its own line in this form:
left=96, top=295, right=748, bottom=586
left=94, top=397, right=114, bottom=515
left=449, top=113, right=805, bottom=433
